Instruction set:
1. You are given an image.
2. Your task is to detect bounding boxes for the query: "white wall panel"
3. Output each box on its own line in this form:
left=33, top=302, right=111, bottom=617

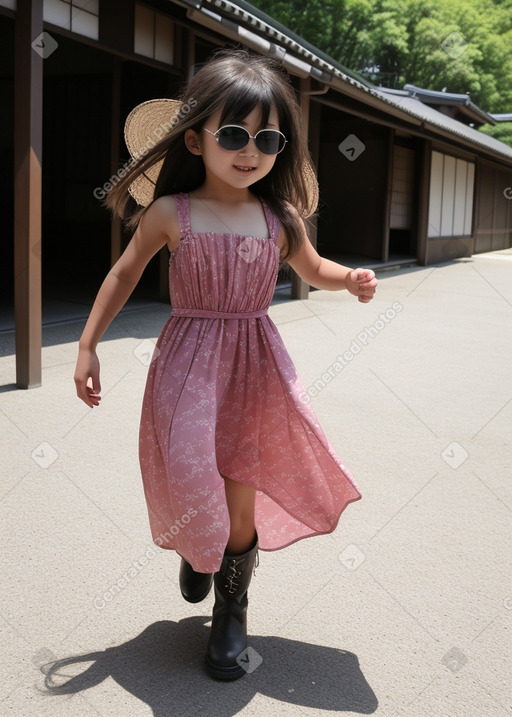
left=155, top=14, right=174, bottom=64
left=453, top=159, right=467, bottom=235
left=441, top=154, right=456, bottom=236
left=134, top=4, right=154, bottom=58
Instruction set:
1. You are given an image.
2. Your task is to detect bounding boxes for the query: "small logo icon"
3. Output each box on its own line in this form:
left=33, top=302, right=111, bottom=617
left=31, top=441, right=58, bottom=469
left=442, top=239, right=467, bottom=261
left=504, top=187, right=512, bottom=200
left=503, top=596, right=512, bottom=610
left=134, top=339, right=160, bottom=366
left=338, top=134, right=366, bottom=162
left=442, top=647, right=467, bottom=672
left=441, top=442, right=468, bottom=469
left=236, top=646, right=263, bottom=673
left=339, top=544, right=366, bottom=571
left=32, top=647, right=57, bottom=667
left=236, top=238, right=264, bottom=263
left=31, top=240, right=42, bottom=259
left=237, top=438, right=259, bottom=470
left=440, top=32, right=468, bottom=59
left=31, top=32, right=58, bottom=59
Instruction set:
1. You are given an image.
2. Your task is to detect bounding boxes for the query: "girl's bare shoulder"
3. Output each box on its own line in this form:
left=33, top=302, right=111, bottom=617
left=276, top=201, right=307, bottom=262
left=144, top=195, right=182, bottom=253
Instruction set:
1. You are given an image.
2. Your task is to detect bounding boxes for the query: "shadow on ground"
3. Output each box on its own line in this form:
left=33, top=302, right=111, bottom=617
left=37, top=616, right=378, bottom=716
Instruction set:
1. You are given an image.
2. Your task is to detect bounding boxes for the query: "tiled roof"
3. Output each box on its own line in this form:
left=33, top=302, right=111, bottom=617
left=172, top=0, right=512, bottom=163
left=491, top=113, right=512, bottom=122
left=374, top=91, right=512, bottom=160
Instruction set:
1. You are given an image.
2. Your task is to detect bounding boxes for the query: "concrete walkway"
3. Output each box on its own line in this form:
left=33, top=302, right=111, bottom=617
left=1, top=250, right=511, bottom=716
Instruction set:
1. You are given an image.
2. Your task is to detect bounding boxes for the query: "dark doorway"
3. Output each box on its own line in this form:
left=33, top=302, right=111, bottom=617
left=316, top=104, right=388, bottom=265
left=388, top=142, right=418, bottom=261
left=0, top=14, right=15, bottom=332
left=389, top=228, right=414, bottom=256
left=41, top=35, right=184, bottom=325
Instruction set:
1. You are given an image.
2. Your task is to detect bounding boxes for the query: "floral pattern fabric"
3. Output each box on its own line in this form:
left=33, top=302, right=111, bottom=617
left=138, top=192, right=361, bottom=573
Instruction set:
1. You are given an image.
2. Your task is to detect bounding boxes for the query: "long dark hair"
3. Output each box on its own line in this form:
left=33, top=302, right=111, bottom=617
left=104, top=48, right=317, bottom=263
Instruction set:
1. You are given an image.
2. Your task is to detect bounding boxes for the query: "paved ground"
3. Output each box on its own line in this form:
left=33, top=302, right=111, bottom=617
left=1, top=250, right=511, bottom=717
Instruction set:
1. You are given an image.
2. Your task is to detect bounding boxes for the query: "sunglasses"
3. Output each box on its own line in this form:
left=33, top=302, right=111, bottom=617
left=203, top=125, right=287, bottom=155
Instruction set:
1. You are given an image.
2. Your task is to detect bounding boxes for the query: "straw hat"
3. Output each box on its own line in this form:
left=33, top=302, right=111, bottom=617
left=124, top=98, right=182, bottom=208
left=124, top=98, right=319, bottom=215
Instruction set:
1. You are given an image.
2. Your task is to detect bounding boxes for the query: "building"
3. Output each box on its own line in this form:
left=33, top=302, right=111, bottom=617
left=1, top=0, right=511, bottom=388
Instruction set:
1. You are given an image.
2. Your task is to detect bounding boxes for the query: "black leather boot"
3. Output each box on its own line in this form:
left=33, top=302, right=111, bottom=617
left=179, top=558, right=214, bottom=603
left=205, top=533, right=259, bottom=680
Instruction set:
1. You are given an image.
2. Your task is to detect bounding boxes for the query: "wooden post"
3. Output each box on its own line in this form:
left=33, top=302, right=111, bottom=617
left=383, top=128, right=394, bottom=263
left=304, top=98, right=320, bottom=275
left=14, top=0, right=43, bottom=388
left=416, top=139, right=432, bottom=265
left=186, top=29, right=195, bottom=83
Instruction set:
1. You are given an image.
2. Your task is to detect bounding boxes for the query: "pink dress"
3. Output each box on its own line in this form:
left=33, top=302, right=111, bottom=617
left=138, top=192, right=361, bottom=573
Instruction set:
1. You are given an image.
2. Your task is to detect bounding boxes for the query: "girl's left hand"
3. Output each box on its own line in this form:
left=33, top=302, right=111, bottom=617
left=346, top=268, right=378, bottom=303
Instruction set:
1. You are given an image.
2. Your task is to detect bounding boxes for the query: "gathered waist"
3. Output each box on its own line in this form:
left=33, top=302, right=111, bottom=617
left=171, top=307, right=269, bottom=320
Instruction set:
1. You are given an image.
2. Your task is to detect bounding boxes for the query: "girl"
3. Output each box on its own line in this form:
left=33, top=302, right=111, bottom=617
left=74, top=48, right=377, bottom=681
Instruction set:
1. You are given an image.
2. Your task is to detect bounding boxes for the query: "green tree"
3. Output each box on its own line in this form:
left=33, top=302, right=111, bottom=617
left=479, top=122, right=512, bottom=147
left=252, top=0, right=512, bottom=144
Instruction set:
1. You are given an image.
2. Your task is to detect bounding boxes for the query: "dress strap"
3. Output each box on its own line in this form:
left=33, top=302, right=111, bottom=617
left=174, top=193, right=191, bottom=237
left=260, top=198, right=280, bottom=244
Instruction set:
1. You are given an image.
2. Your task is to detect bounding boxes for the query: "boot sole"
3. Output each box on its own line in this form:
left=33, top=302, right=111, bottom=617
left=204, top=654, right=246, bottom=680
left=180, top=585, right=213, bottom=603
left=180, top=576, right=214, bottom=603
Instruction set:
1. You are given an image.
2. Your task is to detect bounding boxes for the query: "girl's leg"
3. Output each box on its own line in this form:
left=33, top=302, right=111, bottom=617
left=222, top=474, right=257, bottom=554
left=206, top=474, right=259, bottom=680
left=180, top=476, right=255, bottom=605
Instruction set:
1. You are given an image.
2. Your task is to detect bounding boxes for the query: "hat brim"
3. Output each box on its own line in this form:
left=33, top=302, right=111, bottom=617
left=123, top=97, right=319, bottom=215
left=124, top=98, right=182, bottom=207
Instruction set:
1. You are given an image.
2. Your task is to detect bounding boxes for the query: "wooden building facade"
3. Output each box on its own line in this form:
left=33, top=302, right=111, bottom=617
left=1, top=0, right=511, bottom=388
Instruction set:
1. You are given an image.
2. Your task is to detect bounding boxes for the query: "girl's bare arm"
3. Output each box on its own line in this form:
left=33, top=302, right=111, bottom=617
left=283, top=206, right=377, bottom=302
left=74, top=196, right=179, bottom=406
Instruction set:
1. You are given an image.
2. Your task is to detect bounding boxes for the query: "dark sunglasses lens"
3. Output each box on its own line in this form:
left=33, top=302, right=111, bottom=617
left=256, top=130, right=285, bottom=155
left=217, top=127, right=249, bottom=150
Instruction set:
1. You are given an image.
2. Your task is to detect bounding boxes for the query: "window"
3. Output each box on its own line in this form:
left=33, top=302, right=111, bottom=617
left=134, top=3, right=174, bottom=65
left=43, top=0, right=99, bottom=40
left=428, top=151, right=474, bottom=238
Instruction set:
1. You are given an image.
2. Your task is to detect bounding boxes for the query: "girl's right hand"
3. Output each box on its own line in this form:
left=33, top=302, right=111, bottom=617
left=74, top=348, right=102, bottom=408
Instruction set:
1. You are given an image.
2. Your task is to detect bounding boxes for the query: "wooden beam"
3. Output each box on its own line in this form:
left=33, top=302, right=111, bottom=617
left=14, top=0, right=43, bottom=388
